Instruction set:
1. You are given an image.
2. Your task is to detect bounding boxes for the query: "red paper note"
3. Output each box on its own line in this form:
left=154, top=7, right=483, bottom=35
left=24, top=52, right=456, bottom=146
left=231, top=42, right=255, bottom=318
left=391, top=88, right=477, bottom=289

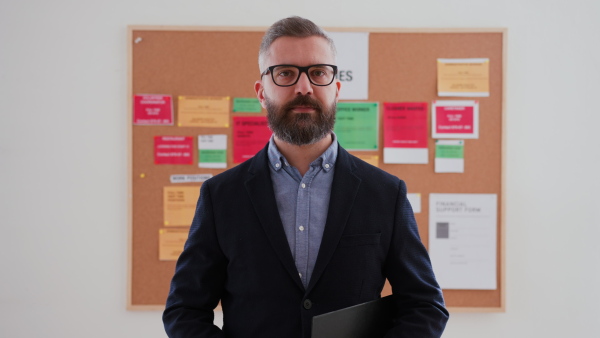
left=154, top=136, right=194, bottom=165
left=233, top=116, right=271, bottom=163
left=432, top=100, right=479, bottom=139
left=383, top=102, right=429, bottom=164
left=133, top=94, right=173, bottom=125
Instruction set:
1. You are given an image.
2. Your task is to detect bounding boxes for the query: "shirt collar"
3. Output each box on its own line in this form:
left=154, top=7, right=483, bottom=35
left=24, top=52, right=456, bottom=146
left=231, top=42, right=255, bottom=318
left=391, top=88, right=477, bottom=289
left=268, top=133, right=338, bottom=173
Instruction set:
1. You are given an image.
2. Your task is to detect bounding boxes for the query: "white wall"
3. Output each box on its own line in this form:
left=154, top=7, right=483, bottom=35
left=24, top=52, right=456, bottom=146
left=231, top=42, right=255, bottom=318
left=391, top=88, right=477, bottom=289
left=1, top=0, right=599, bottom=337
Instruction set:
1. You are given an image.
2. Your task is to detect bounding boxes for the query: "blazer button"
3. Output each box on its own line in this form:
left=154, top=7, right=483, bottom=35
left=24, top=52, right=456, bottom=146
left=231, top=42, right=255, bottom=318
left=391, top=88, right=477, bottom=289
left=303, top=299, right=312, bottom=310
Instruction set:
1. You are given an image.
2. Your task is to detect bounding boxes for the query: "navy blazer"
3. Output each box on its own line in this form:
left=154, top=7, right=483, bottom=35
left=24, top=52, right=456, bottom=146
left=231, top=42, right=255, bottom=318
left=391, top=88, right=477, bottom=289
left=163, top=144, right=448, bottom=338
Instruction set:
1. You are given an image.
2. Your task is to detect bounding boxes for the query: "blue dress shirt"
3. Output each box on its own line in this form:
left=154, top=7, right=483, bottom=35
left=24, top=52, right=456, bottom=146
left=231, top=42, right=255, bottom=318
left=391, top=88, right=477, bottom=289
left=267, top=134, right=338, bottom=288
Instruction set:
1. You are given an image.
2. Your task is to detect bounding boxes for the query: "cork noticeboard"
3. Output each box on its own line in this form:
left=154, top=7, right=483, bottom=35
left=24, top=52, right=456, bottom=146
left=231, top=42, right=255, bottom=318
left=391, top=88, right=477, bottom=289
left=128, top=26, right=506, bottom=312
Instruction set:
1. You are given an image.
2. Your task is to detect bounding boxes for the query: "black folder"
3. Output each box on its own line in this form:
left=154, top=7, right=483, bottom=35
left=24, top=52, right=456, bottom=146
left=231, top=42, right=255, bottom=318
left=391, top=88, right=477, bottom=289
left=311, top=295, right=395, bottom=338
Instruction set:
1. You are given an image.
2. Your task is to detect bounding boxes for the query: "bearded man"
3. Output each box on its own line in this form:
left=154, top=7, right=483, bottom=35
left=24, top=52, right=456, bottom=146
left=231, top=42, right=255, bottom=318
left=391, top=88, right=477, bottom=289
left=163, top=16, right=448, bottom=338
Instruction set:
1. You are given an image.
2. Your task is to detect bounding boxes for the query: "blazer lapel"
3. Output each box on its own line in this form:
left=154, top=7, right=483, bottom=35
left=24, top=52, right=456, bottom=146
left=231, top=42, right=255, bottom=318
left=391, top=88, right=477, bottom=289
left=307, top=147, right=361, bottom=293
left=244, top=146, right=305, bottom=291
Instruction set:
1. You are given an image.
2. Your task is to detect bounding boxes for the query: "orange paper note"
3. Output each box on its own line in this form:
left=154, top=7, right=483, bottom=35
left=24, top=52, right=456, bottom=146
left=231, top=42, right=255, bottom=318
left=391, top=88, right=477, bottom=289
left=159, top=228, right=189, bottom=261
left=437, top=58, right=489, bottom=97
left=163, top=186, right=201, bottom=226
left=178, top=96, right=230, bottom=127
left=353, top=154, right=379, bottom=167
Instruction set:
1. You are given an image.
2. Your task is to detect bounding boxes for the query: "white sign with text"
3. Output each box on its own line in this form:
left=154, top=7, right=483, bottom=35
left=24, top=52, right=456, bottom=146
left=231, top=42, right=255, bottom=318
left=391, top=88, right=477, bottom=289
left=327, top=32, right=369, bottom=100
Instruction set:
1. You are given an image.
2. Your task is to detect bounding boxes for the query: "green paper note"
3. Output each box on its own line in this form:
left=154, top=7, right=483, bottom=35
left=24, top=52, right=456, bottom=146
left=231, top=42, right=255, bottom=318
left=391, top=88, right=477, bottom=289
left=198, top=134, right=228, bottom=169
left=435, top=140, right=464, bottom=173
left=199, top=149, right=226, bottom=163
left=334, top=102, right=379, bottom=150
left=233, top=98, right=262, bottom=113
left=436, top=140, right=464, bottom=158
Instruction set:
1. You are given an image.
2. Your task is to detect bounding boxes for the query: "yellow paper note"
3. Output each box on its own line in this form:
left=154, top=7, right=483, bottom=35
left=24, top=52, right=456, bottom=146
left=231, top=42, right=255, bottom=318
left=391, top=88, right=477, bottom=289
left=163, top=186, right=200, bottom=226
left=158, top=228, right=189, bottom=261
left=178, top=96, right=230, bottom=127
left=354, top=154, right=379, bottom=167
left=437, top=58, right=490, bottom=97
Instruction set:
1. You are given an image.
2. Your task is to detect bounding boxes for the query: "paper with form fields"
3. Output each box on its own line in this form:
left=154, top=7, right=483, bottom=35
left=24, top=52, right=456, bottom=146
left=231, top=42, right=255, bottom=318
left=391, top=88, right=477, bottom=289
left=429, top=193, right=497, bottom=290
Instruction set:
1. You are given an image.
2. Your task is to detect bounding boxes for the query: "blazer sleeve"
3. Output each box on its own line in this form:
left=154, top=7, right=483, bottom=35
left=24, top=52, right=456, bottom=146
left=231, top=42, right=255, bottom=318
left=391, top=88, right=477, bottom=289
left=163, top=182, right=227, bottom=338
left=384, top=180, right=449, bottom=338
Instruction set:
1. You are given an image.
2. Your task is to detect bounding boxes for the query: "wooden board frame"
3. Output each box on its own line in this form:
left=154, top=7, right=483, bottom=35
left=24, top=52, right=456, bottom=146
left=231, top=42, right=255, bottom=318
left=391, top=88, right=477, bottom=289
left=127, top=25, right=507, bottom=313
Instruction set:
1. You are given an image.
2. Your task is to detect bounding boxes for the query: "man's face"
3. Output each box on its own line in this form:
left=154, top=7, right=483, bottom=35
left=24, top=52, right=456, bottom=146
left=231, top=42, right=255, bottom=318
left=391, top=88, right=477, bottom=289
left=255, top=36, right=341, bottom=146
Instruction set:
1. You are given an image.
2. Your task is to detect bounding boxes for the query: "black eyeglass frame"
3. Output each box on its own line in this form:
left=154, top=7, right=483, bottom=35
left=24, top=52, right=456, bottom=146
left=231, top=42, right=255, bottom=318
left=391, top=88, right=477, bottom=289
left=260, top=64, right=338, bottom=87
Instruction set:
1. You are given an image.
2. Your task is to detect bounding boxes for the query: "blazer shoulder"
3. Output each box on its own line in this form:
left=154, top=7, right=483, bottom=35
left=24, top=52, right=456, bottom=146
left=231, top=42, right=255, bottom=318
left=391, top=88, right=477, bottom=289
left=204, top=145, right=268, bottom=188
left=344, top=150, right=402, bottom=186
left=207, top=161, right=250, bottom=184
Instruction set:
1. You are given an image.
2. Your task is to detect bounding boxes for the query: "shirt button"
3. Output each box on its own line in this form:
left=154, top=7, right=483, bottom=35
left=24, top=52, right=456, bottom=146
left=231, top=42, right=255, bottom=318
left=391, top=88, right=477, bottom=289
left=325, top=163, right=330, bottom=169
left=299, top=272, right=302, bottom=278
left=301, top=183, right=306, bottom=189
left=275, top=163, right=280, bottom=168
left=299, top=226, right=304, bottom=231
left=303, top=299, right=313, bottom=310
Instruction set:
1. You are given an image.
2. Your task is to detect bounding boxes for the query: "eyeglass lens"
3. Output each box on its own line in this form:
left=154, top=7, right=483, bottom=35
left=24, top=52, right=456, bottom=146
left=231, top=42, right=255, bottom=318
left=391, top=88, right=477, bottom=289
left=271, top=65, right=335, bottom=86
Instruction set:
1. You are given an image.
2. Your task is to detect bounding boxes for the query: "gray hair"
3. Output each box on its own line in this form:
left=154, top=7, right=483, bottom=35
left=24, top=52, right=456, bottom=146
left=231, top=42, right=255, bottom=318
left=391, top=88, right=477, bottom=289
left=258, top=16, right=336, bottom=71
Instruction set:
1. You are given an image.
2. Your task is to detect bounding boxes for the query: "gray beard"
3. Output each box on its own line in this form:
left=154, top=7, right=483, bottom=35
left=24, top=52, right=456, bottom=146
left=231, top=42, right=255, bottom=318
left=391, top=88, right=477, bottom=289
left=265, top=95, right=336, bottom=146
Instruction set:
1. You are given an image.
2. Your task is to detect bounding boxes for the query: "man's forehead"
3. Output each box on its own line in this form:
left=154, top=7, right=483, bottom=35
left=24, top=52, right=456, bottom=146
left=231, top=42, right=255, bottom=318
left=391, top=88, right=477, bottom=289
left=265, top=36, right=335, bottom=64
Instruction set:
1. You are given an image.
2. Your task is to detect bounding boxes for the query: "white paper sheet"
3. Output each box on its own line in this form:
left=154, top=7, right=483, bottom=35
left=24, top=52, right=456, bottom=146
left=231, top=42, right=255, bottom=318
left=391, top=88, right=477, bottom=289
left=407, top=193, right=421, bottom=213
left=384, top=148, right=429, bottom=164
left=170, top=174, right=213, bottom=184
left=434, top=140, right=464, bottom=173
left=428, top=193, right=497, bottom=290
left=326, top=32, right=369, bottom=100
left=198, top=134, right=227, bottom=168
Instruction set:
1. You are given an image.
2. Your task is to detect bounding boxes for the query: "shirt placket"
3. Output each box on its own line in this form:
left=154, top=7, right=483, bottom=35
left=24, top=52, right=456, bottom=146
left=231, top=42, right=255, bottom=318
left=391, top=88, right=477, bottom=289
left=294, top=165, right=319, bottom=287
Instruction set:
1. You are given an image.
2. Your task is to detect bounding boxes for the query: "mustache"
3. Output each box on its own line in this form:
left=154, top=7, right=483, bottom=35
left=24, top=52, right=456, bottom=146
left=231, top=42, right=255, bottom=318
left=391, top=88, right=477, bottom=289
left=282, top=95, right=322, bottom=113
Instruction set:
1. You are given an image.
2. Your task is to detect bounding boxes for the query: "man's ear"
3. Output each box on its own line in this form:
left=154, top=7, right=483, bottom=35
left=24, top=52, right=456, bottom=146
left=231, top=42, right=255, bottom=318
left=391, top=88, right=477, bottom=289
left=334, top=80, right=341, bottom=102
left=255, top=80, right=267, bottom=108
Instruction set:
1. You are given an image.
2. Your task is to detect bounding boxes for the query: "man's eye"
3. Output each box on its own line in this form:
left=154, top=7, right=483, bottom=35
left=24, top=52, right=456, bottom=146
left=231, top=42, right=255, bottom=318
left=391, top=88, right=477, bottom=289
left=310, top=69, right=327, bottom=77
left=276, top=69, right=296, bottom=78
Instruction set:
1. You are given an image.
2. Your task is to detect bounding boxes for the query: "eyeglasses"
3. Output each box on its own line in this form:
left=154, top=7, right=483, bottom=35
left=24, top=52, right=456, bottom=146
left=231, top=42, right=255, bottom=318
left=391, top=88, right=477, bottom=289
left=261, top=64, right=338, bottom=87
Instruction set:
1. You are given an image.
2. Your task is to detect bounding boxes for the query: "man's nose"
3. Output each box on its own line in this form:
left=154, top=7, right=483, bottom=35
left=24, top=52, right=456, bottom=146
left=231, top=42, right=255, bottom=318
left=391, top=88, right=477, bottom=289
left=294, top=72, right=313, bottom=95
